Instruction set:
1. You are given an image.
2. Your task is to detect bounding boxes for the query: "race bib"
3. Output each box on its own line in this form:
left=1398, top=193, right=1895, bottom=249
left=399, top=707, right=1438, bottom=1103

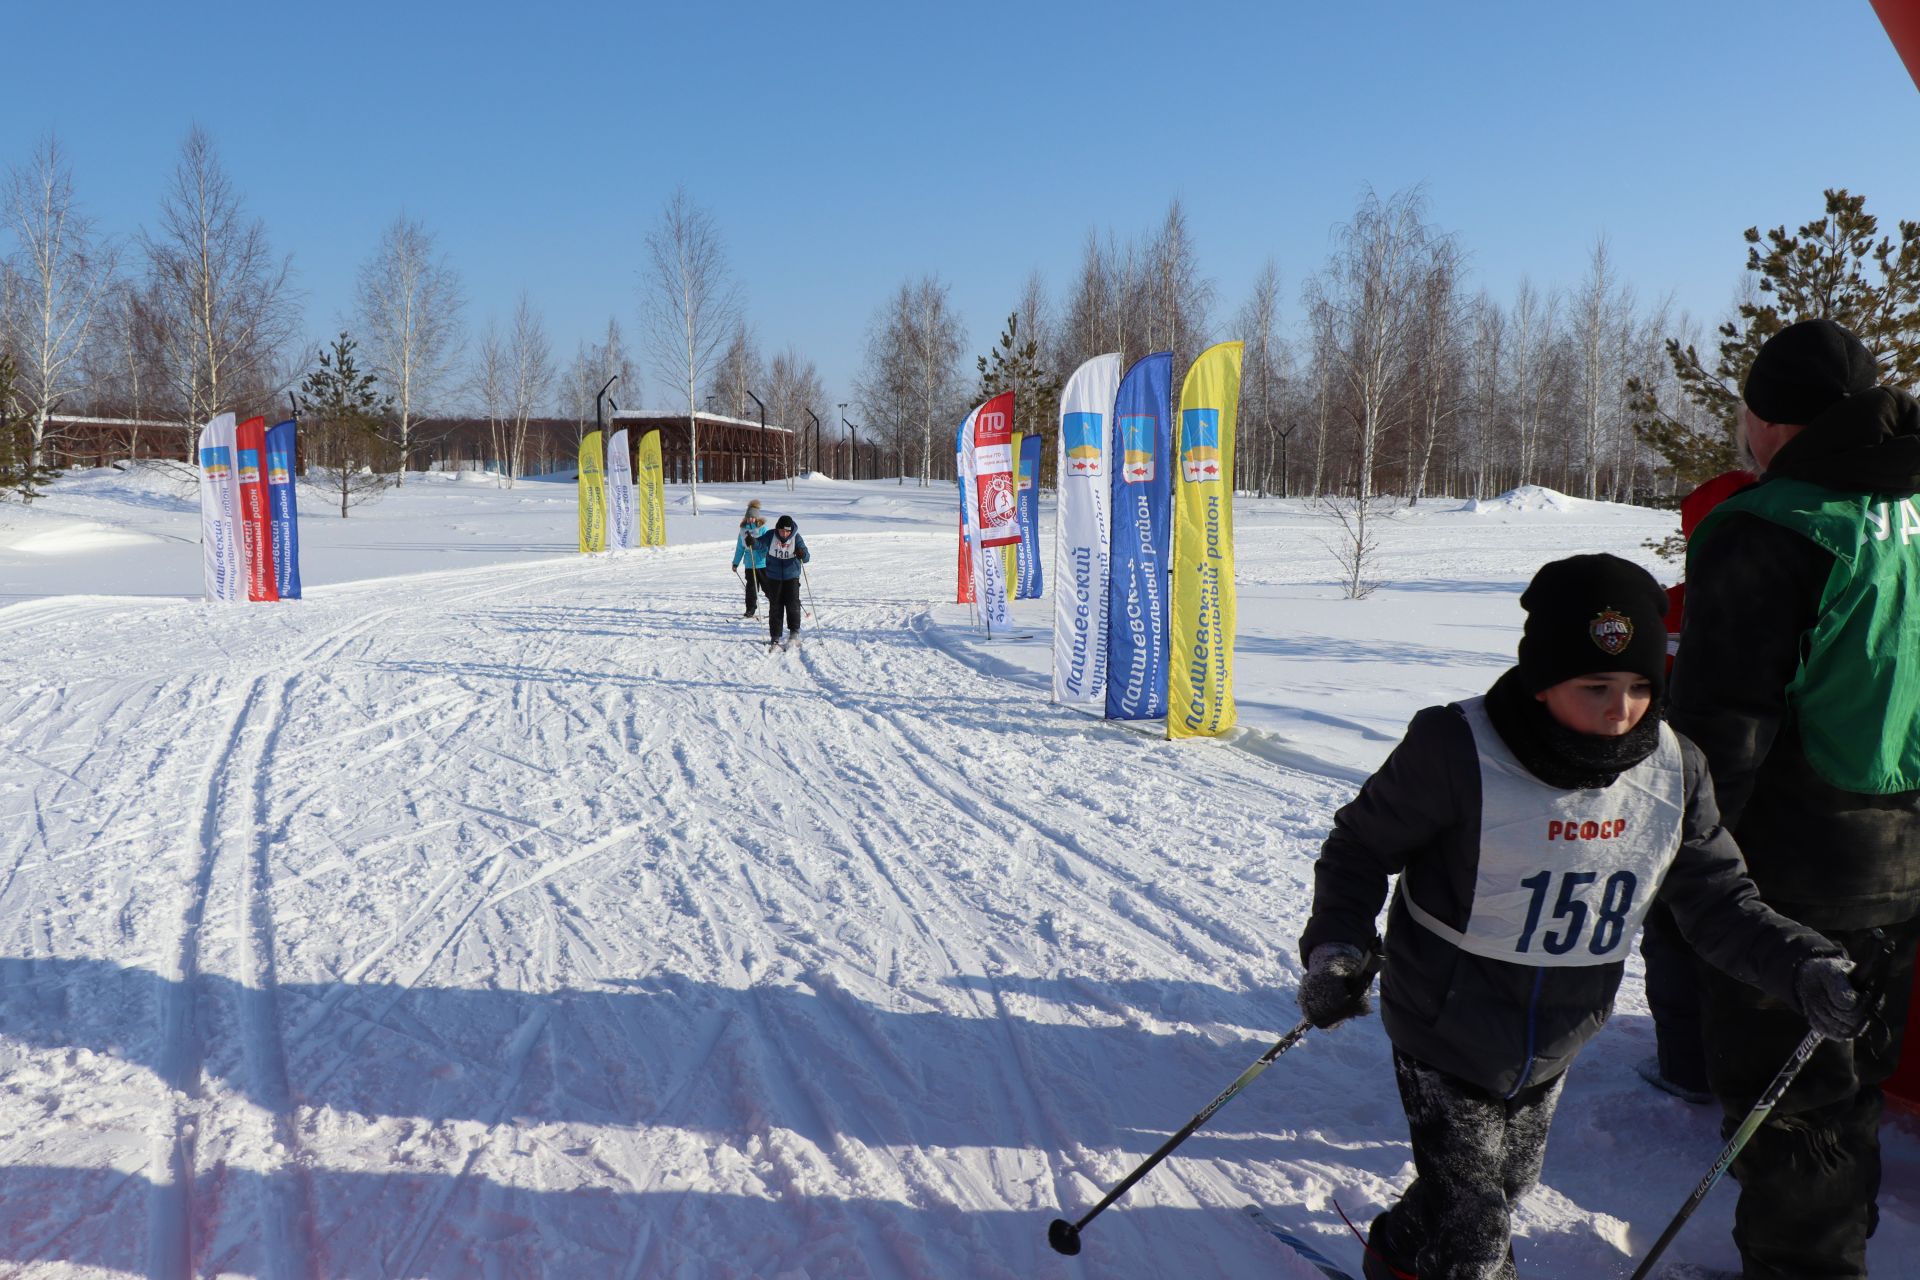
left=1402, top=698, right=1687, bottom=967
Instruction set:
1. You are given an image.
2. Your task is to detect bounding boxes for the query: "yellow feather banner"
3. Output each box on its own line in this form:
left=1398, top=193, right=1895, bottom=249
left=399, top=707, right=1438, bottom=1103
left=1167, top=341, right=1242, bottom=739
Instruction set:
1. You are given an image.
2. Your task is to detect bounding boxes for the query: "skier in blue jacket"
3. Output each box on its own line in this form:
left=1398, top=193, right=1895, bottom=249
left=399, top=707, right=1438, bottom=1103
left=732, top=500, right=767, bottom=617
left=753, top=514, right=810, bottom=649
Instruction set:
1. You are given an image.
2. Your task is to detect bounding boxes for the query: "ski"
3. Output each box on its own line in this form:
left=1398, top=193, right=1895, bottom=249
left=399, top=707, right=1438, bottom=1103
left=1243, top=1205, right=1358, bottom=1280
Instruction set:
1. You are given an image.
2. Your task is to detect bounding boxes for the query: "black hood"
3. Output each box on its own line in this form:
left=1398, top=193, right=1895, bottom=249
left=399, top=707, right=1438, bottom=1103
left=1766, top=386, right=1920, bottom=496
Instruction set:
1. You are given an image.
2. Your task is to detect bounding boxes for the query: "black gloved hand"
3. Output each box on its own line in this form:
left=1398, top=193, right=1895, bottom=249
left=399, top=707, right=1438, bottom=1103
left=1795, top=955, right=1868, bottom=1040
left=1297, top=942, right=1379, bottom=1029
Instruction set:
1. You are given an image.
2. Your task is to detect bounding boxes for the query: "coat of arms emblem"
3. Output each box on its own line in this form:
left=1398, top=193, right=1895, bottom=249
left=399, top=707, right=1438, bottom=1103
left=1589, top=608, right=1633, bottom=656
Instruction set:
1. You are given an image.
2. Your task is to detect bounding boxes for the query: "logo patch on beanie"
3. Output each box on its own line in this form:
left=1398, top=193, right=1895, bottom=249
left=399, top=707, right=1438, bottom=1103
left=1589, top=608, right=1633, bottom=656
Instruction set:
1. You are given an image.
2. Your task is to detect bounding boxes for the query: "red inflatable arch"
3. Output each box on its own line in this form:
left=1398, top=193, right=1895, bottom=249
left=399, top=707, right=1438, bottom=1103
left=1874, top=0, right=1920, bottom=91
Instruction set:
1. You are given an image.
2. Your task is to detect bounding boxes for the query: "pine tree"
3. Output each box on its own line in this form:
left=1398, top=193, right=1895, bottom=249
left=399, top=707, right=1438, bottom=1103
left=296, top=331, right=397, bottom=517
left=1630, top=189, right=1920, bottom=484
left=0, top=352, right=61, bottom=503
left=976, top=312, right=1062, bottom=484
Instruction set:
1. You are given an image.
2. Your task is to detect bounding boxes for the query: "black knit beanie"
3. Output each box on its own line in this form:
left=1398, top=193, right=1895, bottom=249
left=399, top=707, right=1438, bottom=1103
left=775, top=514, right=796, bottom=532
left=1517, top=554, right=1670, bottom=694
left=1742, top=319, right=1878, bottom=426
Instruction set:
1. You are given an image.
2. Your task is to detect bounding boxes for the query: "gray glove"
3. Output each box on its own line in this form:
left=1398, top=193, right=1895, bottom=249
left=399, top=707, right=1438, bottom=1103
left=1794, top=955, right=1867, bottom=1040
left=1297, top=943, right=1377, bottom=1029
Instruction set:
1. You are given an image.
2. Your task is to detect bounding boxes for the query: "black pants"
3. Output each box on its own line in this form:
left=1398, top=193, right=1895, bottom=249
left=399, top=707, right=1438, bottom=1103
left=742, top=567, right=762, bottom=614
left=765, top=577, right=801, bottom=642
left=1641, top=899, right=1710, bottom=1092
left=1703, top=917, right=1918, bottom=1280
left=1369, top=1049, right=1563, bottom=1280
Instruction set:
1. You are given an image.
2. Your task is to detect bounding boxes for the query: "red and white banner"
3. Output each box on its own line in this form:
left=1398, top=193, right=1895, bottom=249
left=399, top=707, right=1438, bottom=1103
left=235, top=415, right=278, bottom=601
left=197, top=412, right=243, bottom=603
left=957, top=398, right=1013, bottom=630
left=955, top=498, right=974, bottom=603
left=969, top=392, right=1020, bottom=549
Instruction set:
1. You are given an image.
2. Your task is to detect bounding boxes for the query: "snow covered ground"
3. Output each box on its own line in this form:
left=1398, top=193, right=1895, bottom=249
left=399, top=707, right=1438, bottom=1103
left=0, top=465, right=1913, bottom=1279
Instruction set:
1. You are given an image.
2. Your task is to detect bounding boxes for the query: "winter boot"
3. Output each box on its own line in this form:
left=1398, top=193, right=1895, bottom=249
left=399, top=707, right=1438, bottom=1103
left=1636, top=1054, right=1713, bottom=1105
left=1361, top=1214, right=1416, bottom=1280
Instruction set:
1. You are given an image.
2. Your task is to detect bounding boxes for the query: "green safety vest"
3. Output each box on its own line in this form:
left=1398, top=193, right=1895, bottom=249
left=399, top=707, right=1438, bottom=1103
left=1690, top=478, right=1920, bottom=794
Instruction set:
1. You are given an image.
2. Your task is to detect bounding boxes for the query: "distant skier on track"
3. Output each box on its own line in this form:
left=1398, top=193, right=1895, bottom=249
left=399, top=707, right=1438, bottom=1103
left=732, top=499, right=767, bottom=618
left=753, top=514, right=811, bottom=650
left=1296, top=553, right=1863, bottom=1280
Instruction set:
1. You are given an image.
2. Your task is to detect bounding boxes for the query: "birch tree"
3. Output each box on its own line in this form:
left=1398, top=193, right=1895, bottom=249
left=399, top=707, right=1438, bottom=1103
left=766, top=345, right=824, bottom=491
left=1234, top=261, right=1285, bottom=495
left=503, top=292, right=552, bottom=485
left=708, top=320, right=764, bottom=418
left=1055, top=230, right=1119, bottom=376
left=1464, top=291, right=1505, bottom=498
left=906, top=276, right=963, bottom=485
left=354, top=215, right=464, bottom=479
left=2, top=135, right=117, bottom=472
left=469, top=319, right=508, bottom=477
left=141, top=126, right=300, bottom=455
left=83, top=277, right=172, bottom=458
left=641, top=185, right=740, bottom=514
left=1142, top=199, right=1214, bottom=372
left=561, top=316, right=639, bottom=438
left=856, top=284, right=916, bottom=481
left=1408, top=240, right=1465, bottom=503
left=1508, top=278, right=1559, bottom=486
left=1570, top=237, right=1633, bottom=499
left=1305, top=187, right=1436, bottom=596
left=1309, top=187, right=1432, bottom=505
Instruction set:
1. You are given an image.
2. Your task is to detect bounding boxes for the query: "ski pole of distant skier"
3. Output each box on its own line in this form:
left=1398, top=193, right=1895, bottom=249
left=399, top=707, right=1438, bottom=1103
left=802, top=564, right=817, bottom=623
left=1626, top=929, right=1897, bottom=1280
left=1047, top=1019, right=1314, bottom=1256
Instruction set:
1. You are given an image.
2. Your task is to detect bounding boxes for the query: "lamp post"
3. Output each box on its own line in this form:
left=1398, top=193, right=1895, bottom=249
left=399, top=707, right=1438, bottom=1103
left=1277, top=424, right=1295, bottom=499
left=837, top=403, right=849, bottom=480
left=703, top=396, right=726, bottom=480
left=744, top=389, right=766, bottom=484
left=804, top=409, right=820, bottom=479
left=595, top=376, right=619, bottom=436
left=843, top=417, right=860, bottom=482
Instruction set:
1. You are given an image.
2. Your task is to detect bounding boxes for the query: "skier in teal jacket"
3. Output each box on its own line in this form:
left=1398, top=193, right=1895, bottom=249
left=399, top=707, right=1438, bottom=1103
left=732, top=501, right=767, bottom=617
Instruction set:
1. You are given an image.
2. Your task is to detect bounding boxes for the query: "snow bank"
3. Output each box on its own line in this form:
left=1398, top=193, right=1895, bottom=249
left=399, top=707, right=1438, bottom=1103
left=7, top=522, right=164, bottom=554
left=1466, top=483, right=1585, bottom=515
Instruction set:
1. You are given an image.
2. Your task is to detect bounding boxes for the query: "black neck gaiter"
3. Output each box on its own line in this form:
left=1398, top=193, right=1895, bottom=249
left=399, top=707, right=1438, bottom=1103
left=1482, top=667, right=1660, bottom=790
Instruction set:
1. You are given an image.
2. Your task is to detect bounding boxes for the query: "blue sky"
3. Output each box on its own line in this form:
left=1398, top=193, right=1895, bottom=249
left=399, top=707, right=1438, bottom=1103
left=5, top=1, right=1917, bottom=413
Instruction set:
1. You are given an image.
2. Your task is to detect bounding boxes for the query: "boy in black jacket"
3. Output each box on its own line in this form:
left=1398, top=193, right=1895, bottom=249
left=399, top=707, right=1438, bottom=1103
left=752, top=514, right=811, bottom=649
left=1297, top=553, right=1865, bottom=1280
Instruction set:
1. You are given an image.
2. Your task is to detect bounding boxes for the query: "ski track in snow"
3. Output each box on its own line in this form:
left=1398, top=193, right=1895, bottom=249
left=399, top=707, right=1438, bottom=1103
left=1, top=479, right=1916, bottom=1279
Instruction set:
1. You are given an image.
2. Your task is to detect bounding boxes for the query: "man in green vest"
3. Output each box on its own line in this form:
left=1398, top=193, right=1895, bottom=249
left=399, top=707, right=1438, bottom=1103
left=1670, top=318, right=1920, bottom=1279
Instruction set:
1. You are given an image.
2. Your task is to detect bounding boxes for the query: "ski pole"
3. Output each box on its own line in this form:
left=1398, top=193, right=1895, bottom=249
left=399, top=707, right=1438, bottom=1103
left=1048, top=1020, right=1314, bottom=1256
left=802, top=564, right=816, bottom=623
left=1627, top=929, right=1897, bottom=1280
